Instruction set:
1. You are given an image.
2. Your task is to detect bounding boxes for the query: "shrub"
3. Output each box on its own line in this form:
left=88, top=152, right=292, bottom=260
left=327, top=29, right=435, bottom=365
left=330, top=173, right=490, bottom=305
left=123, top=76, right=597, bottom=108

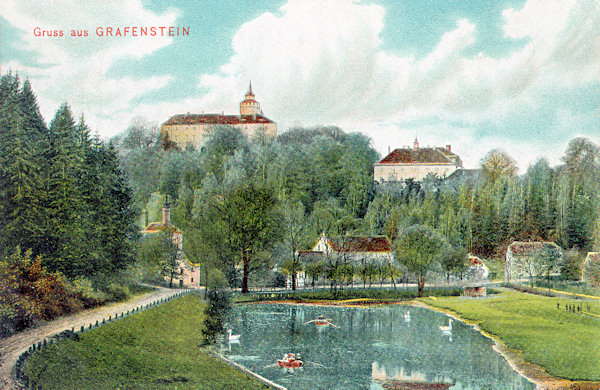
left=202, top=289, right=231, bottom=345
left=101, top=283, right=130, bottom=302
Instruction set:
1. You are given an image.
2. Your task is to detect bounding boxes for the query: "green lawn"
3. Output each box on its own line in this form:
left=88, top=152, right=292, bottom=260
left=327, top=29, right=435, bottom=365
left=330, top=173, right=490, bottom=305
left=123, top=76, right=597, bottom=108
left=422, top=290, right=600, bottom=381
left=23, top=294, right=270, bottom=390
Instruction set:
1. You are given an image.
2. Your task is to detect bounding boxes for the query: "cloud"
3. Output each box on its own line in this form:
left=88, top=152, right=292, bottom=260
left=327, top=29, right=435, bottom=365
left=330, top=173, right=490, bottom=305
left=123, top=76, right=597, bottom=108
left=190, top=0, right=598, bottom=169
left=196, top=0, right=597, bottom=123
left=0, top=0, right=177, bottom=135
left=1, top=0, right=597, bottom=170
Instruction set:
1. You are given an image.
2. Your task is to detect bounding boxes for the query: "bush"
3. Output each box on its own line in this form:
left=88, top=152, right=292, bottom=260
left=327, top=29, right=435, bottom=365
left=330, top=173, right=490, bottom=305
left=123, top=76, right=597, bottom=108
left=202, top=289, right=231, bottom=345
left=100, top=283, right=130, bottom=302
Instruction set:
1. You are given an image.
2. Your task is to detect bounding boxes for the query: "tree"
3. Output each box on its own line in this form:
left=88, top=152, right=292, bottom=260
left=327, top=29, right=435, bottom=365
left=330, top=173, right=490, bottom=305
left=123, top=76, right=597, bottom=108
left=202, top=285, right=231, bottom=345
left=535, top=244, right=563, bottom=284
left=304, top=261, right=324, bottom=288
left=481, top=149, right=517, bottom=183
left=440, top=246, right=468, bottom=284
left=281, top=199, right=307, bottom=290
left=220, top=182, right=281, bottom=293
left=393, top=225, right=447, bottom=297
left=137, top=231, right=181, bottom=287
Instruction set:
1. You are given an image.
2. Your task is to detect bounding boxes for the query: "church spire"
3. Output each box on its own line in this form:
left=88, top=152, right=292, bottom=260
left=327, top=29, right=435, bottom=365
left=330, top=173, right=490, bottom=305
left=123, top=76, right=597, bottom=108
left=248, top=81, right=253, bottom=95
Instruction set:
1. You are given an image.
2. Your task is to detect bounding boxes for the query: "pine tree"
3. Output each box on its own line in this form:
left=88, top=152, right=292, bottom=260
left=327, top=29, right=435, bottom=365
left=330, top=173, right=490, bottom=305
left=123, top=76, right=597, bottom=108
left=40, top=104, right=86, bottom=276
left=0, top=74, right=44, bottom=257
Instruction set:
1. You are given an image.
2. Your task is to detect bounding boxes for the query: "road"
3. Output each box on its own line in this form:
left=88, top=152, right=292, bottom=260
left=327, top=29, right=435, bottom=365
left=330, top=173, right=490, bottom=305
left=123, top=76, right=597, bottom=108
left=0, top=286, right=187, bottom=389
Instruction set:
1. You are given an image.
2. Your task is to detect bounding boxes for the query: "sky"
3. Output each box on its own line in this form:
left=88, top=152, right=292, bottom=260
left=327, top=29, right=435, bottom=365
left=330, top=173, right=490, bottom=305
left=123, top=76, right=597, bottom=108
left=1, top=0, right=598, bottom=170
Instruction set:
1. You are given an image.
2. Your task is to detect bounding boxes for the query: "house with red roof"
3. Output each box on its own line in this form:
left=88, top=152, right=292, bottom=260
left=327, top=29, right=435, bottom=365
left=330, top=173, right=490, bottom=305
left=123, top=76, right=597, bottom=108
left=311, top=233, right=394, bottom=265
left=161, top=82, right=276, bottom=149
left=287, top=234, right=394, bottom=288
left=373, top=138, right=462, bottom=182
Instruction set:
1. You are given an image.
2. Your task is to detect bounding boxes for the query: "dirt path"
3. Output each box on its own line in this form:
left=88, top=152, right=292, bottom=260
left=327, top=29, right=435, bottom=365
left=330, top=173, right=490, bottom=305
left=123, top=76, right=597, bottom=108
left=0, top=286, right=188, bottom=389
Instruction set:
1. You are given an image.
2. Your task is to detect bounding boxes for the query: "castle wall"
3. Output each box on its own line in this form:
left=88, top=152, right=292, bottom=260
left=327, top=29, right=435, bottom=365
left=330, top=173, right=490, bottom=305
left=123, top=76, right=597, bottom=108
left=162, top=122, right=276, bottom=149
left=374, top=163, right=458, bottom=182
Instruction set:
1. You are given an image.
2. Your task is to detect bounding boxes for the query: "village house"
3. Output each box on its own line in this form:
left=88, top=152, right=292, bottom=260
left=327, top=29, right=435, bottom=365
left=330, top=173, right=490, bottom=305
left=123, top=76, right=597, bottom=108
left=289, top=234, right=394, bottom=288
left=504, top=241, right=563, bottom=282
left=161, top=83, right=277, bottom=149
left=141, top=199, right=199, bottom=288
left=373, top=138, right=462, bottom=182
left=312, top=233, right=394, bottom=265
left=582, top=252, right=600, bottom=286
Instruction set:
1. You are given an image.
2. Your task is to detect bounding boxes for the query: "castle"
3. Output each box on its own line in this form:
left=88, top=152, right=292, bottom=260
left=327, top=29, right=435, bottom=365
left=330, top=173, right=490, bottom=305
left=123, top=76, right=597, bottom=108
left=373, top=138, right=462, bottom=182
left=161, top=83, right=277, bottom=149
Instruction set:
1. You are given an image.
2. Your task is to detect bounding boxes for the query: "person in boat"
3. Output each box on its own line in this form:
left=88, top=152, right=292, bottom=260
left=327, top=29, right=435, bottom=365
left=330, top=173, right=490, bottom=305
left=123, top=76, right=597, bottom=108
left=304, top=314, right=337, bottom=327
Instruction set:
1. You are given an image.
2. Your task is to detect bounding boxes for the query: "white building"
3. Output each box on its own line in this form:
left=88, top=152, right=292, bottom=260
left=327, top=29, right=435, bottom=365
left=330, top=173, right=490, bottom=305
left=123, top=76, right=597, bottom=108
left=374, top=139, right=462, bottom=183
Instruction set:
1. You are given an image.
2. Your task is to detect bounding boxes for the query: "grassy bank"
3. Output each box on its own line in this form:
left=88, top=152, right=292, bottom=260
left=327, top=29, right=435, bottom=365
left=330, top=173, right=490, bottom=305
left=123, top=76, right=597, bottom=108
left=235, top=287, right=464, bottom=303
left=422, top=290, right=600, bottom=381
left=23, top=294, right=270, bottom=390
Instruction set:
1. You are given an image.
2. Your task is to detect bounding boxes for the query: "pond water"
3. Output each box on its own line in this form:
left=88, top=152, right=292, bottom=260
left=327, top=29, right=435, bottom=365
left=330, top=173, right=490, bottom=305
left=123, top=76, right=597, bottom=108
left=223, top=304, right=535, bottom=390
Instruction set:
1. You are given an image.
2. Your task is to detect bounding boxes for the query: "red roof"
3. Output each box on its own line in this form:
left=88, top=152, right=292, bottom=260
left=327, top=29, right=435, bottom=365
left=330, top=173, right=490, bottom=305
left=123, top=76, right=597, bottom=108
left=162, top=113, right=274, bottom=126
left=508, top=241, right=560, bottom=256
left=327, top=236, right=392, bottom=253
left=142, top=222, right=181, bottom=234
left=377, top=147, right=459, bottom=165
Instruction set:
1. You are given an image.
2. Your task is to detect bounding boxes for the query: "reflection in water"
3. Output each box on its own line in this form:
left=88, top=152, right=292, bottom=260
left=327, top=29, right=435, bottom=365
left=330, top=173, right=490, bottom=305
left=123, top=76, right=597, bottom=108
left=224, top=304, right=534, bottom=390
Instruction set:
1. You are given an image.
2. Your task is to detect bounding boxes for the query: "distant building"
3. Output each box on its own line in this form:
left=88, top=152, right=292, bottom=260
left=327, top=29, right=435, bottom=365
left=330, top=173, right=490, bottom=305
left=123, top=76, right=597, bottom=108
left=141, top=199, right=199, bottom=288
left=290, top=234, right=394, bottom=288
left=312, top=233, right=393, bottom=265
left=161, top=82, right=277, bottom=149
left=374, top=139, right=462, bottom=182
left=504, top=241, right=563, bottom=282
left=582, top=252, right=600, bottom=286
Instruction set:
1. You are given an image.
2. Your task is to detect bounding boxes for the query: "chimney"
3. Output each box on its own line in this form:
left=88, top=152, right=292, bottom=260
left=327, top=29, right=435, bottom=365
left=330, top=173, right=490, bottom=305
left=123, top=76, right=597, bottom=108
left=446, top=144, right=451, bottom=151
left=162, top=196, right=171, bottom=226
left=413, top=137, right=419, bottom=151
left=388, top=146, right=391, bottom=154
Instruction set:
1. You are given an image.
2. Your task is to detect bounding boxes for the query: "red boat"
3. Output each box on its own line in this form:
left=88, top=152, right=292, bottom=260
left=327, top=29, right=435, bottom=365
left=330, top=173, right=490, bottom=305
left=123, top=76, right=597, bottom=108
left=277, top=353, right=303, bottom=368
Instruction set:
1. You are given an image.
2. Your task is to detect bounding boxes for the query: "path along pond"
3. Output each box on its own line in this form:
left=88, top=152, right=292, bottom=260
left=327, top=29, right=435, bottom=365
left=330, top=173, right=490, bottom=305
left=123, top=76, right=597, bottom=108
left=222, top=303, right=535, bottom=390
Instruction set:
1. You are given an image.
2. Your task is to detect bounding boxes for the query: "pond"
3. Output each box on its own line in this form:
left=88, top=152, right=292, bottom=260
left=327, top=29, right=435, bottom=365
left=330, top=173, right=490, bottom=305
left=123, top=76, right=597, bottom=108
left=222, top=304, right=535, bottom=390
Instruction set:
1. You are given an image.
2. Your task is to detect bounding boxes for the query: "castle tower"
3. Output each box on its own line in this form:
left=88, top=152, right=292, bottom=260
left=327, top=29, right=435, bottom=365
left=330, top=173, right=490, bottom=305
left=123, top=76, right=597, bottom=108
left=240, top=81, right=261, bottom=116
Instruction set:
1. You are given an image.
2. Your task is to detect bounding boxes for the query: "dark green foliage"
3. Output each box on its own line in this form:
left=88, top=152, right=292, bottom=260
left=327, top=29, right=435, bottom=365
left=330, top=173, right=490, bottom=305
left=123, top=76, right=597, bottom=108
left=0, top=74, right=138, bottom=283
left=202, top=289, right=232, bottom=345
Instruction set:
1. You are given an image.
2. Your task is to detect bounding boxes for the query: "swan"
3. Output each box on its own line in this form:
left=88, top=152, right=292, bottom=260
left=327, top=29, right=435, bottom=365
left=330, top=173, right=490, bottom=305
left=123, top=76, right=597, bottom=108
left=227, top=329, right=241, bottom=341
left=439, top=319, right=453, bottom=333
left=403, top=310, right=411, bottom=322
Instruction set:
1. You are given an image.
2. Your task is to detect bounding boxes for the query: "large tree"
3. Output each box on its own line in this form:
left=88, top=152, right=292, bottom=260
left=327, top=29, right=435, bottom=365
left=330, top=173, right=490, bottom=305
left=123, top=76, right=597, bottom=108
left=220, top=181, right=281, bottom=293
left=393, top=224, right=448, bottom=297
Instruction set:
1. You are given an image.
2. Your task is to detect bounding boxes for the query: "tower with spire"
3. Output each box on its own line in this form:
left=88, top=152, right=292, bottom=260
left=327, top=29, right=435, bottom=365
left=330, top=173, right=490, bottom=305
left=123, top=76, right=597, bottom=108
left=240, top=81, right=261, bottom=116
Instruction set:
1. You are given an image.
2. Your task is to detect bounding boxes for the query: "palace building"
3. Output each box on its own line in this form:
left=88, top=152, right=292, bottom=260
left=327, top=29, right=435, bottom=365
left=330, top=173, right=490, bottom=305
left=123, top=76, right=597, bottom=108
left=373, top=138, right=462, bottom=182
left=161, top=83, right=277, bottom=149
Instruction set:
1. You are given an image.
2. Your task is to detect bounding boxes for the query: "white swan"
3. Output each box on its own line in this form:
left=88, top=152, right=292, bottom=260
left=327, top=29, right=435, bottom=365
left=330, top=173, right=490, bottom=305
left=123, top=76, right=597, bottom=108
left=227, top=329, right=241, bottom=341
left=403, top=310, right=411, bottom=322
left=439, top=319, right=453, bottom=333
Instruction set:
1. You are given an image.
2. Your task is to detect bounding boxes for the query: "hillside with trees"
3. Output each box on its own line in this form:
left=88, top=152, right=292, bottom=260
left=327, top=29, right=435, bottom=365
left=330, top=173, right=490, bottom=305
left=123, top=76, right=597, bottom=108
left=114, top=119, right=600, bottom=292
left=0, top=73, right=139, bottom=337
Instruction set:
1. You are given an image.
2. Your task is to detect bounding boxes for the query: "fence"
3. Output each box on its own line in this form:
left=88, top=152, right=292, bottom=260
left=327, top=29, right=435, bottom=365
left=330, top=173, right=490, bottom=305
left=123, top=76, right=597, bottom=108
left=14, top=289, right=195, bottom=388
